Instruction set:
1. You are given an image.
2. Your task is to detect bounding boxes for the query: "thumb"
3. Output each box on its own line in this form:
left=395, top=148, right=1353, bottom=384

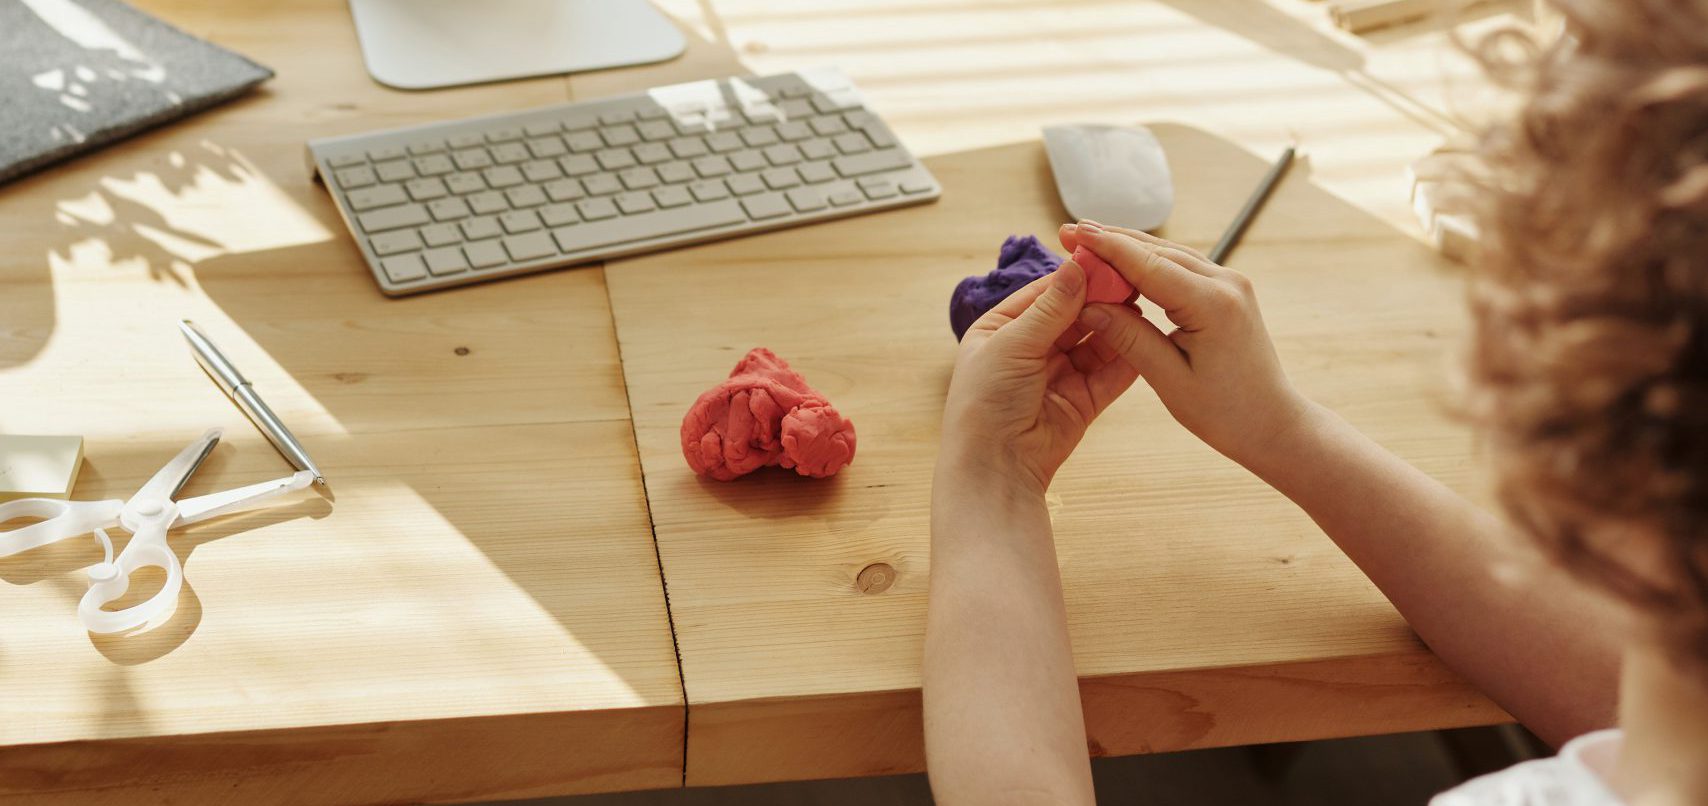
left=1002, top=260, right=1086, bottom=356
left=1078, top=303, right=1187, bottom=383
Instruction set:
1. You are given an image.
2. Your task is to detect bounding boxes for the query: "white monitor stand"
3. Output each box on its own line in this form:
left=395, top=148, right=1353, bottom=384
left=349, top=0, right=686, bottom=91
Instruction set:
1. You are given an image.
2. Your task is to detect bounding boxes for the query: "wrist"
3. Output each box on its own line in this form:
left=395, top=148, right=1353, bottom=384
left=934, top=436, right=1049, bottom=512
left=1234, top=395, right=1339, bottom=482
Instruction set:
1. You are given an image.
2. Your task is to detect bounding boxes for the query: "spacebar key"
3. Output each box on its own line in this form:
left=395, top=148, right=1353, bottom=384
left=550, top=201, right=747, bottom=253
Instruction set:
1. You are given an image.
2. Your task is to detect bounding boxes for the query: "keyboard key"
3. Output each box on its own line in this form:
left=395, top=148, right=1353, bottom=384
left=500, top=210, right=542, bottom=233
left=380, top=253, right=427, bottom=282
left=689, top=180, right=730, bottom=201
left=558, top=154, right=598, bottom=176
left=834, top=149, right=910, bottom=178
left=860, top=178, right=898, bottom=199
left=776, top=121, right=813, bottom=142
left=634, top=143, right=672, bottom=165
left=468, top=191, right=507, bottom=215
left=653, top=186, right=693, bottom=208
left=828, top=187, right=863, bottom=206
left=327, top=153, right=366, bottom=168
left=619, top=167, right=661, bottom=190
left=741, top=192, right=791, bottom=220
left=779, top=98, right=812, bottom=118
left=483, top=165, right=524, bottom=189
left=638, top=120, right=676, bottom=141
left=582, top=173, right=622, bottom=196
left=424, top=247, right=468, bottom=276
left=743, top=105, right=784, bottom=125
left=448, top=134, right=485, bottom=149
left=657, top=161, right=695, bottom=184
left=405, top=178, right=449, bottom=201
left=369, top=145, right=406, bottom=162
left=359, top=203, right=430, bottom=233
left=786, top=187, right=827, bottom=213
left=810, top=116, right=849, bottom=136
left=761, top=168, right=801, bottom=190
left=370, top=229, right=424, bottom=255
left=540, top=203, right=578, bottom=227
left=597, top=149, right=637, bottom=171
left=413, top=154, right=455, bottom=176
left=408, top=141, right=446, bottom=156
left=524, top=121, right=562, bottom=137
left=637, top=105, right=670, bottom=121
left=797, top=161, right=836, bottom=184
left=800, top=138, right=836, bottom=161
left=420, top=223, right=461, bottom=247
left=692, top=155, right=733, bottom=177
left=602, top=124, right=641, bottom=147
left=334, top=166, right=377, bottom=189
left=862, top=123, right=898, bottom=149
left=491, top=143, right=530, bottom=164
left=833, top=133, right=872, bottom=155
left=566, top=131, right=604, bottom=152
left=600, top=110, right=637, bottom=125
left=429, top=197, right=472, bottom=221
left=461, top=216, right=502, bottom=240
left=740, top=127, right=779, bottom=147
left=706, top=132, right=743, bottom=153
left=615, top=192, right=657, bottom=214
left=669, top=137, right=709, bottom=158
left=550, top=200, right=746, bottom=253
left=844, top=110, right=875, bottom=128
left=465, top=240, right=508, bottom=269
left=375, top=160, right=414, bottom=182
left=780, top=85, right=811, bottom=99
left=506, top=186, right=548, bottom=208
left=347, top=184, right=408, bottom=211
left=812, top=92, right=858, bottom=114
left=576, top=197, right=619, bottom=221
left=901, top=180, right=934, bottom=195
left=522, top=160, right=563, bottom=182
left=562, top=113, right=599, bottom=132
left=485, top=127, right=524, bottom=143
left=726, top=174, right=765, bottom=196
left=764, top=144, right=803, bottom=166
left=527, top=137, right=568, bottom=158
left=452, top=149, right=493, bottom=170
left=730, top=151, right=767, bottom=172
left=445, top=172, right=486, bottom=194
left=544, top=179, right=586, bottom=202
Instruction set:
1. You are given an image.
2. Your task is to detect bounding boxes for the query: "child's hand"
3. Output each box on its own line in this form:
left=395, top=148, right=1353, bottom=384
left=941, top=260, right=1140, bottom=495
left=1060, top=221, right=1313, bottom=468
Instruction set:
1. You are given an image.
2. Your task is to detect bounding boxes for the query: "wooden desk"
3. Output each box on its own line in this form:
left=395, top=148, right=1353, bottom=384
left=1, top=0, right=1511, bottom=801
left=0, top=2, right=681, bottom=803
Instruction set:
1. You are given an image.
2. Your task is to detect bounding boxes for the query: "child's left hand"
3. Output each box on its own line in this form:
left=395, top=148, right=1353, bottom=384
left=940, top=259, right=1140, bottom=495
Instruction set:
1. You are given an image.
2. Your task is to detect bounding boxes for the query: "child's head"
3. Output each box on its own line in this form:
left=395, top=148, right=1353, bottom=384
left=1467, top=1, right=1708, bottom=670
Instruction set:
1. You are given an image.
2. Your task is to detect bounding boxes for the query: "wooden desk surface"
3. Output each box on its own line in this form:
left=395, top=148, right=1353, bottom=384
left=1, top=0, right=1514, bottom=801
left=0, top=2, right=681, bottom=803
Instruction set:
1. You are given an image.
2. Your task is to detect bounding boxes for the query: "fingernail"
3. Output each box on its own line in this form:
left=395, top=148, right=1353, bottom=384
left=1055, top=261, right=1084, bottom=293
left=1080, top=306, right=1109, bottom=329
left=1079, top=219, right=1103, bottom=233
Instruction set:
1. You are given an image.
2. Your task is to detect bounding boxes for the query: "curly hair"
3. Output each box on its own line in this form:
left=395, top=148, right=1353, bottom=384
left=1465, top=0, right=1708, bottom=671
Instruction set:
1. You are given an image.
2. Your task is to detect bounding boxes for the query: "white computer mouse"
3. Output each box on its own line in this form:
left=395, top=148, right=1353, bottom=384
left=1043, top=124, right=1174, bottom=231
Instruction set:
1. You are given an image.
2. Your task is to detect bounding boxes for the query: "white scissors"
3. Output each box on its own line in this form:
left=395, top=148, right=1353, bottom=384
left=0, top=428, right=313, bottom=634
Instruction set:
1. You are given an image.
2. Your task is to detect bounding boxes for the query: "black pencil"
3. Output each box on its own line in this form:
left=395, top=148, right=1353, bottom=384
left=1209, top=146, right=1295, bottom=264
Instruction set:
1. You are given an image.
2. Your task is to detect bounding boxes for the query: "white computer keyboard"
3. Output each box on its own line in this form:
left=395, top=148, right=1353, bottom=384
left=306, top=68, right=942, bottom=296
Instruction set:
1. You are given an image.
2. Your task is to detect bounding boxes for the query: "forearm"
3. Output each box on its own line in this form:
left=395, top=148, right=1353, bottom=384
left=1244, top=402, right=1621, bottom=744
left=924, top=458, right=1094, bottom=806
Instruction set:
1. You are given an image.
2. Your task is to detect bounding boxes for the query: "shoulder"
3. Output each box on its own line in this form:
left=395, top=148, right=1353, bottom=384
left=1430, top=730, right=1624, bottom=806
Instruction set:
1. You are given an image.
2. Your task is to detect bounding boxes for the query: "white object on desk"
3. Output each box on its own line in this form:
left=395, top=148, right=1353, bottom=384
left=1044, top=124, right=1175, bottom=231
left=0, top=428, right=314, bottom=634
left=0, top=434, right=84, bottom=501
left=348, top=0, right=686, bottom=90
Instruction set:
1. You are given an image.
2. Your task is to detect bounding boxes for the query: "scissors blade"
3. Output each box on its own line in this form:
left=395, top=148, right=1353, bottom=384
left=131, top=428, right=223, bottom=508
left=175, top=470, right=314, bottom=525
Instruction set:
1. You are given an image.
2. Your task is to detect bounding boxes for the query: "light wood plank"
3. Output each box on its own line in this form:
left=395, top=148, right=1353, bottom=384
left=0, top=0, right=683, bottom=801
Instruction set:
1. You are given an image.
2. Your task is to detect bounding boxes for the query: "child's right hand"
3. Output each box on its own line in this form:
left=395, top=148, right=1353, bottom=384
left=1060, top=221, right=1316, bottom=469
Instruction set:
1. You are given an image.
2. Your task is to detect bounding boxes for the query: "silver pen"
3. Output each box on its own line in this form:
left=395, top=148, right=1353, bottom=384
left=179, top=320, right=327, bottom=486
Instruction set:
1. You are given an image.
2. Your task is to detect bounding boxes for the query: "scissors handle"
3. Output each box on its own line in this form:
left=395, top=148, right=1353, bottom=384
left=0, top=498, right=125, bottom=558
left=77, top=520, right=183, bottom=634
